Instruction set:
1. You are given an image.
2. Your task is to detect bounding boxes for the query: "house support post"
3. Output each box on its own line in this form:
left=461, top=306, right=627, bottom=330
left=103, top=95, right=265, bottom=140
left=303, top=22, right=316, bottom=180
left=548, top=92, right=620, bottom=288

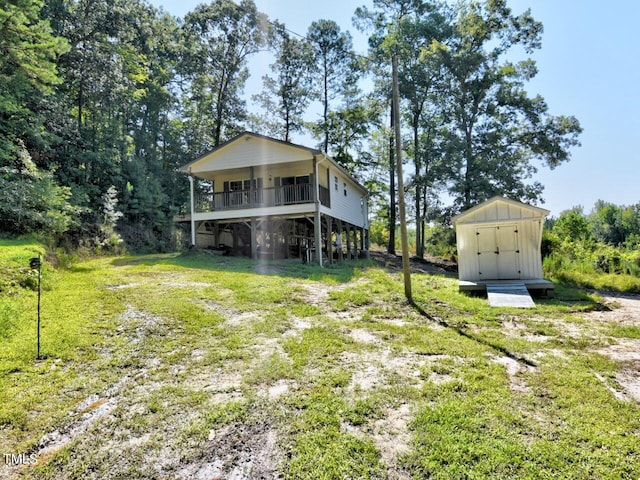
left=232, top=224, right=239, bottom=253
left=251, top=217, right=258, bottom=260
left=188, top=175, right=196, bottom=247
left=337, top=220, right=343, bottom=262
left=354, top=227, right=359, bottom=259
left=326, top=216, right=333, bottom=264
left=346, top=224, right=352, bottom=260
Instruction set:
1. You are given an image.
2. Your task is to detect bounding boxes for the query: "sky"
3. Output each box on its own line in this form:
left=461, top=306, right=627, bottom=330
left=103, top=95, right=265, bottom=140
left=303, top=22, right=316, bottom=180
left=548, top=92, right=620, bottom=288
left=148, top=0, right=640, bottom=218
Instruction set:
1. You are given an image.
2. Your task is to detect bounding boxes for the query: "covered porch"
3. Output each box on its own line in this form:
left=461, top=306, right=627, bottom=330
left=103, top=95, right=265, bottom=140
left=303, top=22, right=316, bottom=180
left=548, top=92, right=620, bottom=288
left=193, top=183, right=330, bottom=213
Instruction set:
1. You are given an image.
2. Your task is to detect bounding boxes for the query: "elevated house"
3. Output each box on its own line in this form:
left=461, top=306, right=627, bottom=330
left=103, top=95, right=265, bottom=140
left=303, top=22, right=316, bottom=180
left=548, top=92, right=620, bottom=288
left=174, top=132, right=369, bottom=265
left=452, top=196, right=554, bottom=297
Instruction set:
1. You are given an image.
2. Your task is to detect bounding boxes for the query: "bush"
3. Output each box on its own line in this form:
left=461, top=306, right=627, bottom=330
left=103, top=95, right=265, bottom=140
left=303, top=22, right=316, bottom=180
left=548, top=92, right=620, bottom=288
left=542, top=235, right=640, bottom=293
left=0, top=147, right=78, bottom=236
left=425, top=225, right=456, bottom=258
left=368, top=219, right=389, bottom=248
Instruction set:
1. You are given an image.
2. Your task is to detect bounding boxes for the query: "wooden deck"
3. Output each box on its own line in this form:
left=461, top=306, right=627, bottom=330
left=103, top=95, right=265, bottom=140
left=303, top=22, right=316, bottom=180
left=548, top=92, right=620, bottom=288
left=459, top=278, right=554, bottom=298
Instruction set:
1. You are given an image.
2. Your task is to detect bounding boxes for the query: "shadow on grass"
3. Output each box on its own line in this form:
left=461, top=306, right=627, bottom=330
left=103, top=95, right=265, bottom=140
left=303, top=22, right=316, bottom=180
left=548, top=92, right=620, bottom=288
left=111, top=250, right=374, bottom=283
left=540, top=282, right=613, bottom=312
left=411, top=300, right=539, bottom=367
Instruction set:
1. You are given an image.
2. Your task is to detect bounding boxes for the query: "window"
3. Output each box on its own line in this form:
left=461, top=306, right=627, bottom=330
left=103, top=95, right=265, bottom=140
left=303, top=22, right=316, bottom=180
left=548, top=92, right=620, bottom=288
left=344, top=182, right=347, bottom=197
left=229, top=180, right=244, bottom=192
left=229, top=179, right=261, bottom=191
left=334, top=176, right=338, bottom=191
left=225, top=178, right=263, bottom=206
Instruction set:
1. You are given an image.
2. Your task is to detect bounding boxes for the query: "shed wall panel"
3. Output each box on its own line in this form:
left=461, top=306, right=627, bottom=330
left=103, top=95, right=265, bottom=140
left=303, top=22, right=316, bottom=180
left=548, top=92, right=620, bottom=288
left=454, top=197, right=549, bottom=283
left=456, top=219, right=545, bottom=282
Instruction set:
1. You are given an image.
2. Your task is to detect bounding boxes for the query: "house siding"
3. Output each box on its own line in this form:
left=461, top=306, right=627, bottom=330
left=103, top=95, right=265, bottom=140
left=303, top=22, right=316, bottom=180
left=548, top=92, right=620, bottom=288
left=322, top=167, right=368, bottom=229
left=188, top=135, right=314, bottom=174
left=211, top=162, right=318, bottom=193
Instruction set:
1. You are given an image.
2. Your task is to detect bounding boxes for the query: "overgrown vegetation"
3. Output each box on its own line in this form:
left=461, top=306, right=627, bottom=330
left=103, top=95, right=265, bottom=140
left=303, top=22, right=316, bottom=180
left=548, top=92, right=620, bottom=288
left=543, top=200, right=640, bottom=292
left=1, top=237, right=638, bottom=479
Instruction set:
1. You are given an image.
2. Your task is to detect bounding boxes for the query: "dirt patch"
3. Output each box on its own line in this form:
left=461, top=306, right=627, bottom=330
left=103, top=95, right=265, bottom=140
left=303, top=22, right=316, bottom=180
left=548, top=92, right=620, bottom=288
left=342, top=347, right=457, bottom=395
left=105, top=282, right=141, bottom=290
left=259, top=379, right=296, bottom=400
left=369, top=248, right=457, bottom=275
left=371, top=403, right=413, bottom=480
left=295, top=282, right=331, bottom=306
left=491, top=355, right=537, bottom=394
left=350, top=328, right=383, bottom=345
left=26, top=306, right=168, bottom=469
left=35, top=395, right=116, bottom=460
left=614, top=370, right=640, bottom=404
left=582, top=292, right=640, bottom=326
left=583, top=293, right=640, bottom=404
left=342, top=403, right=413, bottom=480
left=595, top=340, right=640, bottom=363
left=177, top=423, right=282, bottom=480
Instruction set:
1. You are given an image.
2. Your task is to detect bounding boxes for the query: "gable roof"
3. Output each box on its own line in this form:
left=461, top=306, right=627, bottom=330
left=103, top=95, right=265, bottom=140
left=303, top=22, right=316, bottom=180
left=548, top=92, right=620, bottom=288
left=452, top=196, right=550, bottom=226
left=179, top=131, right=368, bottom=195
left=179, top=131, right=322, bottom=173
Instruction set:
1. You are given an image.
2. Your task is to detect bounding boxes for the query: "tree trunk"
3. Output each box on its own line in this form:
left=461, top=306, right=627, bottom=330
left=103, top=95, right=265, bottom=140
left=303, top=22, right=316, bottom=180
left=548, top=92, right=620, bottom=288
left=388, top=100, right=396, bottom=255
left=413, top=112, right=423, bottom=258
left=323, top=56, right=329, bottom=153
left=464, top=126, right=473, bottom=208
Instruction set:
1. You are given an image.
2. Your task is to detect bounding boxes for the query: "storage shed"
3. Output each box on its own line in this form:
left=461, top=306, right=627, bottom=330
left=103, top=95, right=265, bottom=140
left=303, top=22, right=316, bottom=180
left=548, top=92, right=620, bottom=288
left=452, top=196, right=553, bottom=296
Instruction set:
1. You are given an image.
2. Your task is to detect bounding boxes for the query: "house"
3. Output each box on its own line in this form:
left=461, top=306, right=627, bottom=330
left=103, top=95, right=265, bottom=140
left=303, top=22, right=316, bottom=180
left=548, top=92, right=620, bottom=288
left=452, top=196, right=554, bottom=296
left=174, top=132, right=369, bottom=265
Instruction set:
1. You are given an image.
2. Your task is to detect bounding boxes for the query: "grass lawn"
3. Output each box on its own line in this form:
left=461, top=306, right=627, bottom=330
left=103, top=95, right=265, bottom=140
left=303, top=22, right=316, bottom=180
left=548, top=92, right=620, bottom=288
left=1, top=238, right=639, bottom=479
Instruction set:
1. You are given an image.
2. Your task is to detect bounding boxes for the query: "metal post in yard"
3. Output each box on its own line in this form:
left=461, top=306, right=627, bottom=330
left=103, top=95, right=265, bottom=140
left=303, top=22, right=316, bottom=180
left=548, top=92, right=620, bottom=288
left=29, top=255, right=42, bottom=360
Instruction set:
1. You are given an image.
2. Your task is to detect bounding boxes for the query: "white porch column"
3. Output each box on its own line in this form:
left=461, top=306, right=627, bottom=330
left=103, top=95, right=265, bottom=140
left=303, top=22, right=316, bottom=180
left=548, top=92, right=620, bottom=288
left=313, top=157, right=323, bottom=267
left=188, top=175, right=196, bottom=247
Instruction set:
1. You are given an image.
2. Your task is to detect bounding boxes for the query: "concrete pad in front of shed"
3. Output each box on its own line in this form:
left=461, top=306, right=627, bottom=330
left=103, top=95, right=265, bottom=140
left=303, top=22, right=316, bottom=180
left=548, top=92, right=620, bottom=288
left=486, top=283, right=535, bottom=308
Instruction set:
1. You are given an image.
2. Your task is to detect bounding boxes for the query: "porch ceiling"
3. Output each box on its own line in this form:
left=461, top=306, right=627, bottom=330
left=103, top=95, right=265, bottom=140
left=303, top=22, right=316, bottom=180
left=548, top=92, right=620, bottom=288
left=188, top=161, right=312, bottom=182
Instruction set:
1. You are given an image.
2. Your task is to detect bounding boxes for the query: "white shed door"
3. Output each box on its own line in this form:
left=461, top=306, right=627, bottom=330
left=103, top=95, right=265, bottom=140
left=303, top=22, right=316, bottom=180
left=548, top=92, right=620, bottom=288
left=476, top=225, right=520, bottom=280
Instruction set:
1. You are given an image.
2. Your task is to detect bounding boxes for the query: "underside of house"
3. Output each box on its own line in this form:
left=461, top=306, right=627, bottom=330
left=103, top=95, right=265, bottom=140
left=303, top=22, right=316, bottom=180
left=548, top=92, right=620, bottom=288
left=173, top=132, right=370, bottom=265
left=176, top=214, right=368, bottom=263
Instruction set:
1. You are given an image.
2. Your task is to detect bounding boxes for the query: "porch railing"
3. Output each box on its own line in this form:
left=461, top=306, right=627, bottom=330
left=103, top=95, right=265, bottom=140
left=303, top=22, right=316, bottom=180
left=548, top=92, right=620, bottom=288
left=194, top=184, right=330, bottom=213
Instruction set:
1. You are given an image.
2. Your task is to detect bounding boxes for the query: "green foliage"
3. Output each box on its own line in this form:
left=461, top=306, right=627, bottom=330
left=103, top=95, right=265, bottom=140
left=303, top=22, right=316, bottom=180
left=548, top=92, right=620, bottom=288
left=368, top=218, right=390, bottom=248
left=306, top=19, right=359, bottom=154
left=252, top=25, right=313, bottom=142
left=589, top=199, right=640, bottom=246
left=0, top=148, right=77, bottom=236
left=0, top=0, right=69, bottom=163
left=544, top=201, right=640, bottom=292
left=181, top=0, right=270, bottom=148
left=0, top=0, right=585, bottom=258
left=439, top=1, right=581, bottom=208
left=553, top=207, right=591, bottom=241
left=425, top=224, right=456, bottom=258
